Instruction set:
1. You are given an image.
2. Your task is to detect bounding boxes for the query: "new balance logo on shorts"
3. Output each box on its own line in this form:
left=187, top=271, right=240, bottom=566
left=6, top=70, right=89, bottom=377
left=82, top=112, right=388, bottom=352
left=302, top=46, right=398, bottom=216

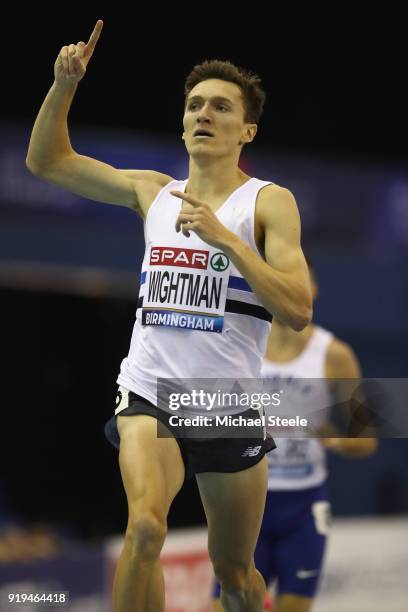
left=296, top=569, right=319, bottom=579
left=241, top=446, right=262, bottom=457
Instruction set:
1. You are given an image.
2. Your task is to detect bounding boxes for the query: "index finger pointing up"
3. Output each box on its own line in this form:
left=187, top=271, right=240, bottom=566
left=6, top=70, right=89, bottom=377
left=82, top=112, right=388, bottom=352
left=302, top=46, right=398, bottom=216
left=85, top=20, right=103, bottom=54
left=170, top=191, right=202, bottom=207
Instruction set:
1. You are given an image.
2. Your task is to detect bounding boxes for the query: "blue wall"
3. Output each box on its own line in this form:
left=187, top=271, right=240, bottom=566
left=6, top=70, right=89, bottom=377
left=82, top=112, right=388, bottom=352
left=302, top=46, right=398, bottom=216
left=1, top=123, right=407, bottom=517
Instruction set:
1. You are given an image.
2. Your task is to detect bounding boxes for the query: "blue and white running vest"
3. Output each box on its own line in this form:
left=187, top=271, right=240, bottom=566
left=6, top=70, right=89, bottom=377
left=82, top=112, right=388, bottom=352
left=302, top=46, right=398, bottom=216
left=118, top=178, right=273, bottom=407
left=262, top=326, right=333, bottom=490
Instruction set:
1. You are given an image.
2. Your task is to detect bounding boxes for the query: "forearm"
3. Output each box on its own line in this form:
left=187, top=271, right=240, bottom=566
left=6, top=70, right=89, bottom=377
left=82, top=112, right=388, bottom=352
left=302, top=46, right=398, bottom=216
left=222, top=234, right=312, bottom=330
left=26, top=80, right=78, bottom=172
left=323, top=438, right=378, bottom=457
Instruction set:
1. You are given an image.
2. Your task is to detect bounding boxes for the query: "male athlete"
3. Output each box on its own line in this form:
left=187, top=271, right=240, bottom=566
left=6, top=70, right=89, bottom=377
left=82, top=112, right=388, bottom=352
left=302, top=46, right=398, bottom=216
left=26, top=20, right=312, bottom=612
left=212, top=259, right=377, bottom=612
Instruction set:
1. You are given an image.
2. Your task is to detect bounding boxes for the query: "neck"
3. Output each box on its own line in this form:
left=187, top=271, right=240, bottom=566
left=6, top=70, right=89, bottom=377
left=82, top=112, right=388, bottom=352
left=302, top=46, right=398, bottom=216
left=187, top=156, right=249, bottom=199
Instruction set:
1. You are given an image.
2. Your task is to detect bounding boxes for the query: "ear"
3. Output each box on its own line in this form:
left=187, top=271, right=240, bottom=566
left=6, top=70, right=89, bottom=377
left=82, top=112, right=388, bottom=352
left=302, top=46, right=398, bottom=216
left=182, top=131, right=185, bottom=140
left=240, top=124, right=257, bottom=145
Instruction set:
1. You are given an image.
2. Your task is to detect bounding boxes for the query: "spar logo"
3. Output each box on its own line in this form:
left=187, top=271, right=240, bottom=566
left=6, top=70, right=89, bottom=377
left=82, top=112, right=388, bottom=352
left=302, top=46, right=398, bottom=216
left=150, top=247, right=209, bottom=269
left=210, top=252, right=229, bottom=272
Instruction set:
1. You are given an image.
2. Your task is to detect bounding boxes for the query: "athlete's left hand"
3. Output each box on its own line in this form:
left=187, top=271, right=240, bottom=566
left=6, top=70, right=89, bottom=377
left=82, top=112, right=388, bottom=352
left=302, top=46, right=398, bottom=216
left=171, top=190, right=234, bottom=249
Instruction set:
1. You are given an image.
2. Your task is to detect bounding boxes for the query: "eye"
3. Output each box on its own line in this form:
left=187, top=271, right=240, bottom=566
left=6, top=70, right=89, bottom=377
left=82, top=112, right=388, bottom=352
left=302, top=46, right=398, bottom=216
left=217, top=105, right=229, bottom=112
left=188, top=103, right=199, bottom=111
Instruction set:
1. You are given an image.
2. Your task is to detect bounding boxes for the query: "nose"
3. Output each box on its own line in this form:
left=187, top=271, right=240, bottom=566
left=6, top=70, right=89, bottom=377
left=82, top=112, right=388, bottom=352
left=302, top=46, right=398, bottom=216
left=197, top=102, right=212, bottom=123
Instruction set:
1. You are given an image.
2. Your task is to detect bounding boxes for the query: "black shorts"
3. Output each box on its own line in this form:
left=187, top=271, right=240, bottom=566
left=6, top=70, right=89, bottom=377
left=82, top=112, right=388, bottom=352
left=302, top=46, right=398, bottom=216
left=105, top=389, right=276, bottom=481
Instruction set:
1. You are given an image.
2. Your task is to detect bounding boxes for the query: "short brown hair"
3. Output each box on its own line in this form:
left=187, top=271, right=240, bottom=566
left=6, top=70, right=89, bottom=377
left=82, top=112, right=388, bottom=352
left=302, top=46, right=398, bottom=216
left=184, top=59, right=266, bottom=124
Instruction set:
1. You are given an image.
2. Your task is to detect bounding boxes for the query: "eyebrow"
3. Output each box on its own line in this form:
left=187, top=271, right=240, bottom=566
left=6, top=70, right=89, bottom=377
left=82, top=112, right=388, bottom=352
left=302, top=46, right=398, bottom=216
left=187, top=95, right=234, bottom=106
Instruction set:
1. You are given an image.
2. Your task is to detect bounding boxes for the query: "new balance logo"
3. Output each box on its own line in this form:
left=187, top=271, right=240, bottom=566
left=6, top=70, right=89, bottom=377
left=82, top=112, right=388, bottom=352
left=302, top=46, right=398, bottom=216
left=296, top=569, right=319, bottom=579
left=241, top=446, right=262, bottom=457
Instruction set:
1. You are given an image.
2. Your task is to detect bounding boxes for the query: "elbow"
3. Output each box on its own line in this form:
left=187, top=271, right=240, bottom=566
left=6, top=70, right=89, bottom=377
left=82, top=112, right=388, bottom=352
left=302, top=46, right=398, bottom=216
left=26, top=156, right=45, bottom=177
left=350, top=438, right=379, bottom=458
left=363, top=438, right=378, bottom=457
left=26, top=152, right=62, bottom=178
left=289, top=286, right=313, bottom=331
left=26, top=151, right=72, bottom=179
left=290, top=304, right=313, bottom=332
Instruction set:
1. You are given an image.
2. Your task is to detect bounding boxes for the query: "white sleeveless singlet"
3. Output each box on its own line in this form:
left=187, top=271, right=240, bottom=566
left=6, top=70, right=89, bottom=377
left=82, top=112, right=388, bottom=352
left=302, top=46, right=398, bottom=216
left=117, top=177, right=273, bottom=409
left=261, top=326, right=333, bottom=490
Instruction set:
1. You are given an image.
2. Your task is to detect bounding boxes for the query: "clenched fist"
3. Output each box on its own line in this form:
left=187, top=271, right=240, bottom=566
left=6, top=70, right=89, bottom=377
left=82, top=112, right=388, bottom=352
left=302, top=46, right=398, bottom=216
left=54, top=20, right=103, bottom=84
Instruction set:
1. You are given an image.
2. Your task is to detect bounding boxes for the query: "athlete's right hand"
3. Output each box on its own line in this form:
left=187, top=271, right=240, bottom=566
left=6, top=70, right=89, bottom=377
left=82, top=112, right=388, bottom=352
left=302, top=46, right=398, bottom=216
left=54, top=20, right=103, bottom=84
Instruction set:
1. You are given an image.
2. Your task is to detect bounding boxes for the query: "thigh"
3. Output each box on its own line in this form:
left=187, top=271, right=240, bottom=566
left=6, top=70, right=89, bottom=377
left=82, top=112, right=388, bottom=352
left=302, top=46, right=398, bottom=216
left=117, top=414, right=185, bottom=520
left=196, top=456, right=268, bottom=565
left=254, top=535, right=276, bottom=588
left=254, top=497, right=277, bottom=587
left=274, top=500, right=329, bottom=599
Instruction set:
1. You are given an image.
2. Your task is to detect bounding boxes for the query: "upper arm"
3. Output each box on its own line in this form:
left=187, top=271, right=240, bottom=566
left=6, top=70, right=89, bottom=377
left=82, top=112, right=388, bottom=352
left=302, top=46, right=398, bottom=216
left=325, top=338, right=363, bottom=412
left=326, top=339, right=377, bottom=441
left=326, top=339, right=362, bottom=380
left=29, top=151, right=173, bottom=217
left=326, top=338, right=362, bottom=407
left=257, top=184, right=311, bottom=288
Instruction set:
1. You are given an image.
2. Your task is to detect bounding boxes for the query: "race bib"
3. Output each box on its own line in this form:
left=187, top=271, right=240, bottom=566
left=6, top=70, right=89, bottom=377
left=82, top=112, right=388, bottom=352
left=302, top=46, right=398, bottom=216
left=141, top=246, right=230, bottom=332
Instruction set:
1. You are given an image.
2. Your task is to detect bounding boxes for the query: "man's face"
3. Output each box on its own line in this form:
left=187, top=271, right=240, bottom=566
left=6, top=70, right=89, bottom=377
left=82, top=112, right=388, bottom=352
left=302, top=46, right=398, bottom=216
left=182, top=79, right=256, bottom=158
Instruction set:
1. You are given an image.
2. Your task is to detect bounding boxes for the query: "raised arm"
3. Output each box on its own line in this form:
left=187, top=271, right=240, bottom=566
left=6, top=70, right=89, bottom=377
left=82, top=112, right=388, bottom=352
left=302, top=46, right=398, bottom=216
left=26, top=20, right=172, bottom=216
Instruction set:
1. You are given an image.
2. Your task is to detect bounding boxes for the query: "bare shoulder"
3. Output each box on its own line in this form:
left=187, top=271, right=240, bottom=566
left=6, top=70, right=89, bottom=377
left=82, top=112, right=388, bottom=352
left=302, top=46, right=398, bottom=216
left=327, top=338, right=355, bottom=363
left=119, top=170, right=174, bottom=217
left=256, top=183, right=299, bottom=227
left=326, top=337, right=361, bottom=378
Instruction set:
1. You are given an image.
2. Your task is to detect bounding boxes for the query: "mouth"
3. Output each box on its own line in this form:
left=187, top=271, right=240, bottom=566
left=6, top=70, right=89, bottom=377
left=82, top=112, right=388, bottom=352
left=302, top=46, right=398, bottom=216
left=193, top=129, right=214, bottom=138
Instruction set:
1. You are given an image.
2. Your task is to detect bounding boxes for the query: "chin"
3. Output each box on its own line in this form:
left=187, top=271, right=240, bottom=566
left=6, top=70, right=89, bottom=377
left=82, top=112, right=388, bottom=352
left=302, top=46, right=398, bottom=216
left=189, top=144, right=218, bottom=157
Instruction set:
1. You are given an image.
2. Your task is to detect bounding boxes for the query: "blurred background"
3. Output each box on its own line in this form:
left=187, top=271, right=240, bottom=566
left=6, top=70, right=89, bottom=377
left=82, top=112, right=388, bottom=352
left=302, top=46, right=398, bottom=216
left=1, top=6, right=407, bottom=611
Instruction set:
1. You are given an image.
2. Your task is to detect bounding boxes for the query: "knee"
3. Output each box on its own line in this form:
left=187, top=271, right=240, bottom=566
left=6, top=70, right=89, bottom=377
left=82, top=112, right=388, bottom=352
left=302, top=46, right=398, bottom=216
left=213, top=559, right=249, bottom=593
left=124, top=513, right=167, bottom=561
